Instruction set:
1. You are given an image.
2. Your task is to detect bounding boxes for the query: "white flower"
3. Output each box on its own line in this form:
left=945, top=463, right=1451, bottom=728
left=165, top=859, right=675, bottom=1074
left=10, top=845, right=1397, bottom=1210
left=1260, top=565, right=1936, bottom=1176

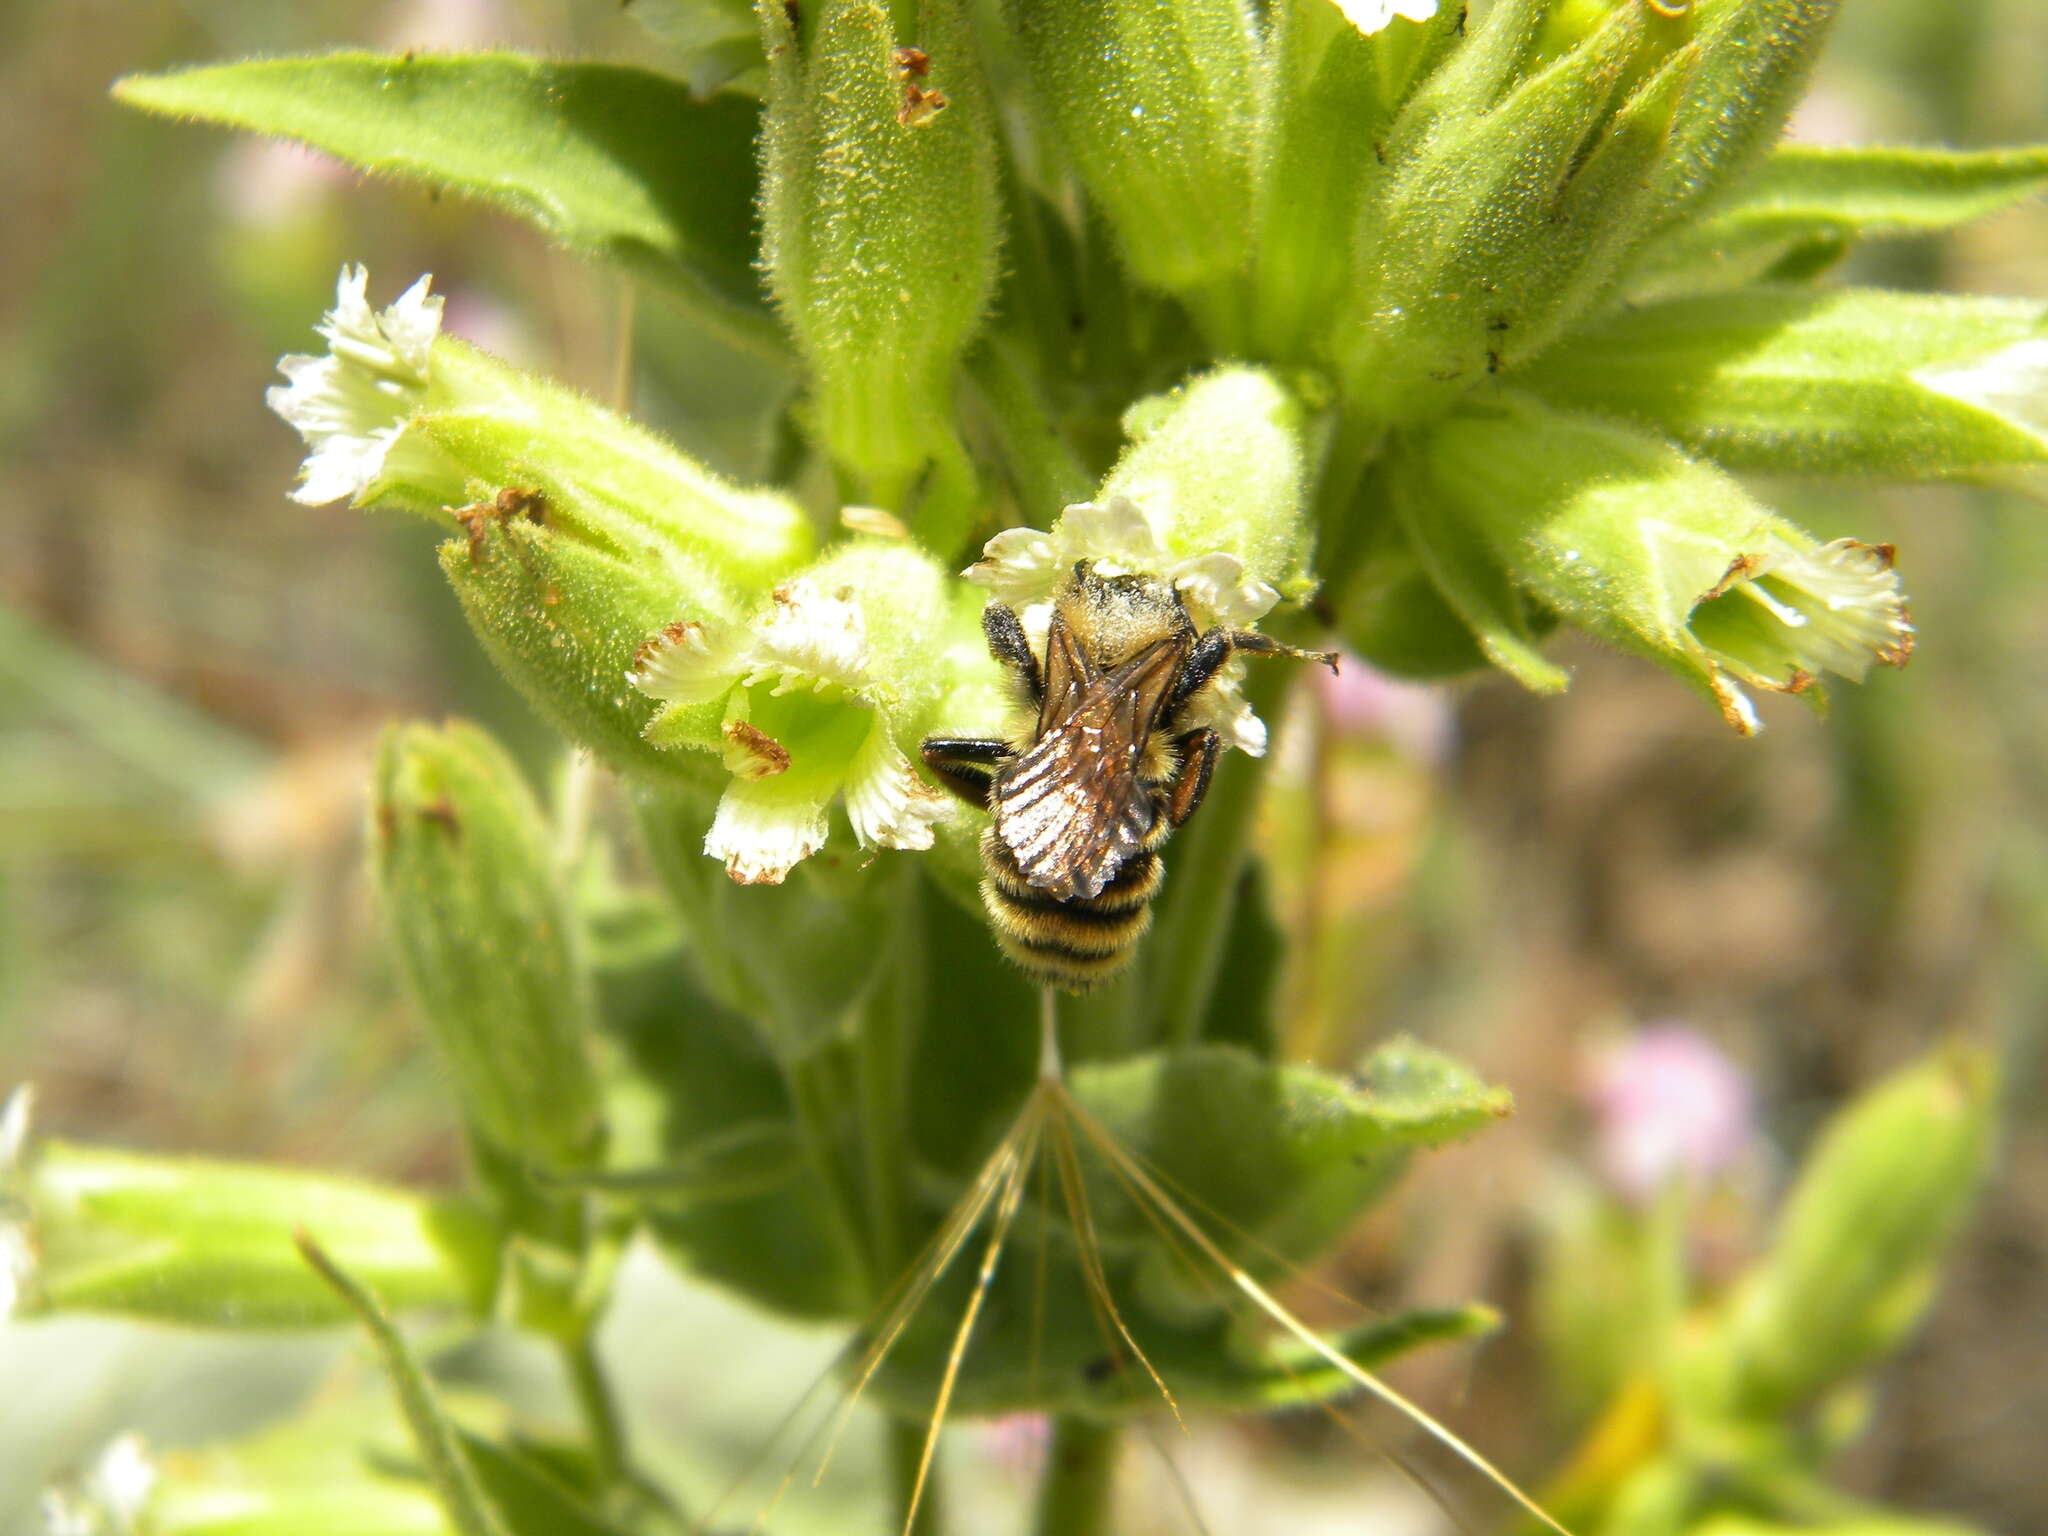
left=1327, top=0, right=1439, bottom=35
left=1, top=1083, right=31, bottom=1172
left=632, top=575, right=949, bottom=884
left=266, top=265, right=444, bottom=506
left=37, top=1435, right=156, bottom=1536
left=1691, top=537, right=1914, bottom=731
left=964, top=495, right=1287, bottom=755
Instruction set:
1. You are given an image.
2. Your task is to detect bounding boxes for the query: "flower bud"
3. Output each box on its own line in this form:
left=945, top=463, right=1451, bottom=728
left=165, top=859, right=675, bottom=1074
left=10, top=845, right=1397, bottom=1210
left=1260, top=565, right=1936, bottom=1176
left=1721, top=1044, right=1995, bottom=1413
left=371, top=720, right=605, bottom=1174
left=18, top=1141, right=498, bottom=1327
left=1249, top=0, right=1455, bottom=358
left=1344, top=1, right=1687, bottom=422
left=760, top=0, right=1001, bottom=519
left=1401, top=394, right=1913, bottom=732
left=1007, top=0, right=1258, bottom=298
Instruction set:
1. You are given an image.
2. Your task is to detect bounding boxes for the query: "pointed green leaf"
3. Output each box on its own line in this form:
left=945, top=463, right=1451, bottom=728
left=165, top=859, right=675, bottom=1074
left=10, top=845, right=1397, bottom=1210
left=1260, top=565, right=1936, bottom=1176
left=1521, top=287, right=2048, bottom=478
left=114, top=54, right=779, bottom=357
left=296, top=1237, right=511, bottom=1536
left=1070, top=1038, right=1511, bottom=1276
left=623, top=0, right=762, bottom=96
left=1634, top=143, right=2048, bottom=297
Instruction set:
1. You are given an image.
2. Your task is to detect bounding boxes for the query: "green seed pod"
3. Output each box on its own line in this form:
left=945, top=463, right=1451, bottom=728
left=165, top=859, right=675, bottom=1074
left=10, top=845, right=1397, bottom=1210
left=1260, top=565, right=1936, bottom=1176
left=20, top=1141, right=499, bottom=1327
left=760, top=0, right=1001, bottom=517
left=371, top=720, right=606, bottom=1174
left=1721, top=1043, right=1996, bottom=1413
left=1007, top=0, right=1258, bottom=301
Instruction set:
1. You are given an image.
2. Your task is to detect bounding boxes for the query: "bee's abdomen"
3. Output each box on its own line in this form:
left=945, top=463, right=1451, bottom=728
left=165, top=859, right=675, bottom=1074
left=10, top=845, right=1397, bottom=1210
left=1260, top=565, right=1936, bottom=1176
left=980, top=828, right=1162, bottom=991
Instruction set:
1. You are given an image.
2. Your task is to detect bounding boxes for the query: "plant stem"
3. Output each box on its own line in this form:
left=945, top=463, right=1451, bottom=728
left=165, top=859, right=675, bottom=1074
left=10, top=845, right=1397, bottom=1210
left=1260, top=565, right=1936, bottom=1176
left=1146, top=663, right=1292, bottom=1048
left=1032, top=1416, right=1121, bottom=1536
left=561, top=1328, right=630, bottom=1492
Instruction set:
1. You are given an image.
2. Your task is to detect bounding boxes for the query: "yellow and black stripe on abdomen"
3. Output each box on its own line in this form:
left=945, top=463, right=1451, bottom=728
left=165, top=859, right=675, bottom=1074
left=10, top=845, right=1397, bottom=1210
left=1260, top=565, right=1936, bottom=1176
left=980, top=828, right=1164, bottom=990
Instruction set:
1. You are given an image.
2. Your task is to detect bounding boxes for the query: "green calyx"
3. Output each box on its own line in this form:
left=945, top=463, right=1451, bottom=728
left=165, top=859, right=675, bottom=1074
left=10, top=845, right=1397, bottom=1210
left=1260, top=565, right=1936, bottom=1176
left=762, top=0, right=1002, bottom=532
left=370, top=721, right=606, bottom=1176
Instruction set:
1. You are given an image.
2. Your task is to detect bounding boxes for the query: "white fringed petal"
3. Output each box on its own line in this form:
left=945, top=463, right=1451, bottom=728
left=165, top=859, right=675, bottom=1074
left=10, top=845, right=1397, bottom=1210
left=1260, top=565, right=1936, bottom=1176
left=1328, top=0, right=1439, bottom=35
left=631, top=619, right=750, bottom=707
left=844, top=719, right=951, bottom=851
left=265, top=266, right=443, bottom=506
left=703, top=778, right=832, bottom=885
left=745, top=577, right=871, bottom=694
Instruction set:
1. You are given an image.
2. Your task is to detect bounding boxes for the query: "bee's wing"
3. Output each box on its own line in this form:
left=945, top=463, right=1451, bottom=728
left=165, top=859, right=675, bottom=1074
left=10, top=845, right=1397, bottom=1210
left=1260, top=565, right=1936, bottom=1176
left=1036, top=615, right=1095, bottom=736
left=996, top=637, right=1183, bottom=901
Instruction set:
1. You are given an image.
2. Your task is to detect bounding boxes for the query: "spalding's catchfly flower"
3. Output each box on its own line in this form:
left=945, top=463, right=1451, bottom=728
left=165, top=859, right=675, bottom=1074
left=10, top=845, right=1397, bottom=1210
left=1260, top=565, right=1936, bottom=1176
left=267, top=264, right=445, bottom=506
left=632, top=544, right=958, bottom=884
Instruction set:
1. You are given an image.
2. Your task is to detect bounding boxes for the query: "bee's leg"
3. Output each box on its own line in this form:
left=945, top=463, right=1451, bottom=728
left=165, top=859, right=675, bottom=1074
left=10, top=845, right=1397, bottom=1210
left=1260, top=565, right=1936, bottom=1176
left=1165, top=728, right=1221, bottom=827
left=920, top=736, right=1012, bottom=809
left=983, top=602, right=1044, bottom=709
left=1166, top=628, right=1338, bottom=716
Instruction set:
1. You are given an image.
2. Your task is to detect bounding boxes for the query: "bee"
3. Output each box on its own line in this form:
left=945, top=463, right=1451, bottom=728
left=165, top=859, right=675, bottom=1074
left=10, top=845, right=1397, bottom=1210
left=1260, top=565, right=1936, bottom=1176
left=921, top=561, right=1335, bottom=991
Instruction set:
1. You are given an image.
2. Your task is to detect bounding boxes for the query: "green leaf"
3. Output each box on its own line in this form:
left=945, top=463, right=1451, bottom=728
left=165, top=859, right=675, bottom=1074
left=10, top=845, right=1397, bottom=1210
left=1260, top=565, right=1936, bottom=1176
left=624, top=0, right=763, bottom=96
left=454, top=1431, right=635, bottom=1536
left=1247, top=1, right=1457, bottom=359
left=296, top=1236, right=512, bottom=1536
left=25, top=1142, right=499, bottom=1327
left=1387, top=436, right=1570, bottom=693
left=1006, top=0, right=1259, bottom=298
left=1520, top=286, right=2048, bottom=478
left=1335, top=511, right=1530, bottom=681
left=1633, top=143, right=2048, bottom=297
left=1069, top=1039, right=1510, bottom=1281
left=113, top=54, right=780, bottom=357
left=1344, top=2, right=1652, bottom=422
left=872, top=1249, right=1497, bottom=1417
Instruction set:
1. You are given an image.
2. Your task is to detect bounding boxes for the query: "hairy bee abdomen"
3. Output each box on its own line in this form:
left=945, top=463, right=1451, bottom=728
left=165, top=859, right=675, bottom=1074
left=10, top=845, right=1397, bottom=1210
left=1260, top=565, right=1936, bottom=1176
left=979, top=827, right=1163, bottom=991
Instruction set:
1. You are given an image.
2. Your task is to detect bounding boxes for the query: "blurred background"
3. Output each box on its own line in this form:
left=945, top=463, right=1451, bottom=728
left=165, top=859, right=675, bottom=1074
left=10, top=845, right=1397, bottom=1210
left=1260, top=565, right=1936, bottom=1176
left=1, top=0, right=2043, bottom=1531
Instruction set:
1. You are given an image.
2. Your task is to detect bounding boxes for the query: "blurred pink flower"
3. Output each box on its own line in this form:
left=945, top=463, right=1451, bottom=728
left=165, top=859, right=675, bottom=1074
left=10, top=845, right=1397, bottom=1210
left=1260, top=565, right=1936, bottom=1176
left=981, top=1411, right=1049, bottom=1481
left=1314, top=651, right=1455, bottom=766
left=1589, top=1024, right=1754, bottom=1202
left=438, top=288, right=537, bottom=367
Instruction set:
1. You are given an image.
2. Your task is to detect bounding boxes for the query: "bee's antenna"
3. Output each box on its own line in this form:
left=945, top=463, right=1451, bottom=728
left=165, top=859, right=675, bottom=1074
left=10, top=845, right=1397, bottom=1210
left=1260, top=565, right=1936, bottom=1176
left=1038, top=986, right=1063, bottom=1082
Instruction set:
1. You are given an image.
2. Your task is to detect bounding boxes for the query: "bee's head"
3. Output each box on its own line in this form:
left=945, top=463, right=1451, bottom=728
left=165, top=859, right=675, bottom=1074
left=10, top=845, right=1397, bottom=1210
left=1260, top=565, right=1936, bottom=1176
left=1058, top=560, right=1192, bottom=665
